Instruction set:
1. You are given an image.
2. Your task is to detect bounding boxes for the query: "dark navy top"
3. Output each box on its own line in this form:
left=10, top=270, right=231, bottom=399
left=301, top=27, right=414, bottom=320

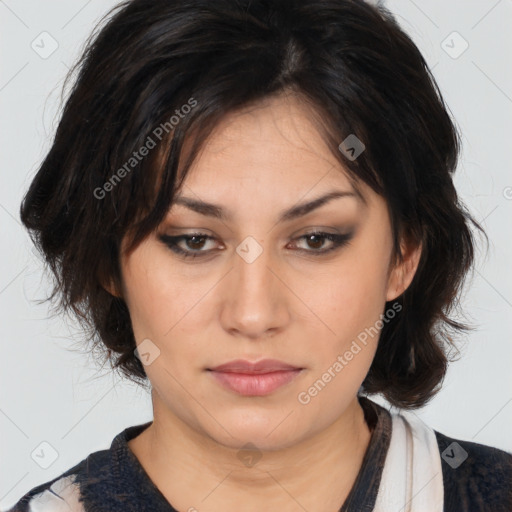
left=6, top=397, right=512, bottom=511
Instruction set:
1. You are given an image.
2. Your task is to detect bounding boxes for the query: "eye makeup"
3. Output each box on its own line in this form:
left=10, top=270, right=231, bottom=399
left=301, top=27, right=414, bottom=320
left=157, top=229, right=355, bottom=260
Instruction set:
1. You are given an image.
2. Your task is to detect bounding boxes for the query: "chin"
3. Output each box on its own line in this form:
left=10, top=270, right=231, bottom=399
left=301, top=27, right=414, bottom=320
left=202, top=410, right=308, bottom=452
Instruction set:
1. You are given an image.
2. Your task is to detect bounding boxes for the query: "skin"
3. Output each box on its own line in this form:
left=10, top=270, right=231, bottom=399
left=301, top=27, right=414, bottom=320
left=113, top=92, right=421, bottom=512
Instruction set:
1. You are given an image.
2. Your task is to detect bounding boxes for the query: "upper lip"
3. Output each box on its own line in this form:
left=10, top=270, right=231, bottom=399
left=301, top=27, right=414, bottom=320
left=208, top=359, right=302, bottom=374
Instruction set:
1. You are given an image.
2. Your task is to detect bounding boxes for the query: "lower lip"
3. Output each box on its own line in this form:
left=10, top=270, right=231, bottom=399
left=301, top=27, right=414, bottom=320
left=209, top=369, right=303, bottom=396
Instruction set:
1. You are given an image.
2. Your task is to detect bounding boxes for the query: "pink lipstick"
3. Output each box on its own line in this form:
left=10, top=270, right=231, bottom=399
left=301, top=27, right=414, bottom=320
left=207, top=359, right=303, bottom=396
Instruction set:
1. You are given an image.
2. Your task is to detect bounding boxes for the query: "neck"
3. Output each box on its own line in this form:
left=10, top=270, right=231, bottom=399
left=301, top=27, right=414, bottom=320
left=128, top=394, right=372, bottom=511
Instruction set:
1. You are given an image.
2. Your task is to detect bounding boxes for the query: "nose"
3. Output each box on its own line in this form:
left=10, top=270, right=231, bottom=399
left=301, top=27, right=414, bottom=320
left=219, top=240, right=291, bottom=340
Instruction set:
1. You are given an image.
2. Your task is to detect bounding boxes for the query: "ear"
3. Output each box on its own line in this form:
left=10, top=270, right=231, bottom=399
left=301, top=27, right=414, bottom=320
left=102, top=277, right=124, bottom=299
left=386, top=237, right=422, bottom=302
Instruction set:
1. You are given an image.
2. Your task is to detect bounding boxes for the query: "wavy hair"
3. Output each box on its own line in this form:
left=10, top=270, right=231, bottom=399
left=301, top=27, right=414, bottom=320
left=20, top=0, right=486, bottom=408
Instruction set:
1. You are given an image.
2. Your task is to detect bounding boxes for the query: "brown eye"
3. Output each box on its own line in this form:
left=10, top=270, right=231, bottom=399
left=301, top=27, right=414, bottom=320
left=186, top=235, right=208, bottom=250
left=158, top=230, right=354, bottom=261
left=305, top=233, right=326, bottom=250
left=291, top=231, right=354, bottom=255
left=158, top=233, right=219, bottom=259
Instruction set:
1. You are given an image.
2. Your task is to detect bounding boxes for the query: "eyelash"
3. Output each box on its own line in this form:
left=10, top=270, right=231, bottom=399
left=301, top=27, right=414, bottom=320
left=158, top=231, right=353, bottom=260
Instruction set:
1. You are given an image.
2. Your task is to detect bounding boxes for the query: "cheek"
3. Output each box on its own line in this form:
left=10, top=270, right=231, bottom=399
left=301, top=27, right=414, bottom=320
left=121, top=246, right=193, bottom=340
left=313, top=244, right=391, bottom=342
left=120, top=248, right=217, bottom=374
left=296, top=257, right=388, bottom=414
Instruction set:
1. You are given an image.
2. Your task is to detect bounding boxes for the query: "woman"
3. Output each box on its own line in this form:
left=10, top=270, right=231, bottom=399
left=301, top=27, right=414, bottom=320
left=7, top=0, right=511, bottom=511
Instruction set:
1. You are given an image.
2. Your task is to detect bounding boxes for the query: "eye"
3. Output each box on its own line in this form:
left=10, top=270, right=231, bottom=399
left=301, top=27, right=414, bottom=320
left=158, top=233, right=221, bottom=259
left=289, top=231, right=354, bottom=255
left=158, top=230, right=354, bottom=260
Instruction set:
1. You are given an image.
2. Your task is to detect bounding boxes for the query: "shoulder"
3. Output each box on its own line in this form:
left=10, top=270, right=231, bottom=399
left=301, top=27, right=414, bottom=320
left=4, top=449, right=111, bottom=512
left=434, top=430, right=512, bottom=512
left=4, top=469, right=84, bottom=512
left=4, top=422, right=152, bottom=512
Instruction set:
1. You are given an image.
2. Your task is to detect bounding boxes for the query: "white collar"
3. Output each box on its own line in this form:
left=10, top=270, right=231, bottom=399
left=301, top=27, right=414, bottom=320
left=374, top=409, right=444, bottom=512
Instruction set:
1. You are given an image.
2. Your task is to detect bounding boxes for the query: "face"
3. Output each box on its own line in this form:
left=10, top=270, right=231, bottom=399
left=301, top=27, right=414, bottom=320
left=117, top=93, right=419, bottom=451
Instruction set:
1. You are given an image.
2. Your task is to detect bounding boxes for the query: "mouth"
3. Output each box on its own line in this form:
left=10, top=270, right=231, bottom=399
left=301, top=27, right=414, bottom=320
left=207, top=359, right=304, bottom=396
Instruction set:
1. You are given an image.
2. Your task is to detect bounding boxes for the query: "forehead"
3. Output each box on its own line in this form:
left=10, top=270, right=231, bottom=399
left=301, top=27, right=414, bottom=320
left=178, top=94, right=357, bottom=196
left=200, top=94, right=335, bottom=160
left=161, top=93, right=389, bottom=231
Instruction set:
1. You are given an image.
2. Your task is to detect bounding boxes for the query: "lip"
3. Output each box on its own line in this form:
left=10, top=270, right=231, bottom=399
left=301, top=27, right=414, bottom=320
left=207, top=359, right=304, bottom=396
left=208, top=358, right=302, bottom=373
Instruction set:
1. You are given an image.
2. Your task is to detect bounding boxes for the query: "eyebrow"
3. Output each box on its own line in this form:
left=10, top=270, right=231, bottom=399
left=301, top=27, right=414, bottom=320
left=172, top=189, right=364, bottom=223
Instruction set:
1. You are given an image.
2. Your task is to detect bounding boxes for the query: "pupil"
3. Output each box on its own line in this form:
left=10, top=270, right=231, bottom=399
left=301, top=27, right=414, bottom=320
left=308, top=234, right=324, bottom=249
left=188, top=236, right=205, bottom=249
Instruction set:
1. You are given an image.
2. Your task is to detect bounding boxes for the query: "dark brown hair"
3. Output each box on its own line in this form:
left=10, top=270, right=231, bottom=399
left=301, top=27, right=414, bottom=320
left=20, top=0, right=486, bottom=408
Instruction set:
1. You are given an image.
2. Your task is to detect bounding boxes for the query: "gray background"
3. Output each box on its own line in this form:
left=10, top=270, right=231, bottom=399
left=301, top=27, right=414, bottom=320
left=1, top=0, right=511, bottom=508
